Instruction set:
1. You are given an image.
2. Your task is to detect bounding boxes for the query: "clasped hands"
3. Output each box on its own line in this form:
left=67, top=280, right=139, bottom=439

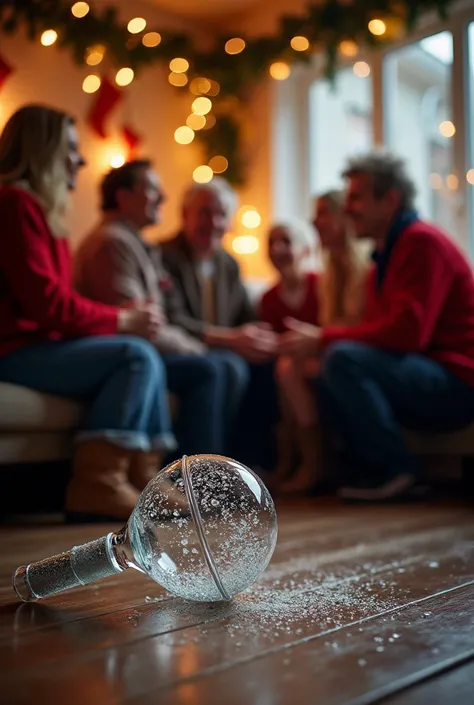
left=229, top=319, right=321, bottom=363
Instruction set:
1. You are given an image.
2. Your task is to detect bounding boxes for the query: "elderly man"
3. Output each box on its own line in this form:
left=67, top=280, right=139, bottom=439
left=75, top=159, right=228, bottom=464
left=159, top=177, right=278, bottom=469
left=281, top=151, right=474, bottom=501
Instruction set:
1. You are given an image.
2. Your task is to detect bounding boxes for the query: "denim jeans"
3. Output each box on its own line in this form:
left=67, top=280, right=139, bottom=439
left=162, top=353, right=227, bottom=456
left=206, top=350, right=251, bottom=452
left=0, top=336, right=176, bottom=451
left=316, top=341, right=474, bottom=483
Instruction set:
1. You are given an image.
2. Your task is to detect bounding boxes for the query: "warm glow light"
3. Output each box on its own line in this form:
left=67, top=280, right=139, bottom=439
left=368, top=19, right=387, bottom=36
left=110, top=153, right=126, bottom=169
left=174, top=126, right=195, bottom=145
left=190, top=77, right=212, bottom=95
left=186, top=113, right=206, bottom=130
left=207, top=80, right=220, bottom=97
left=447, top=174, right=459, bottom=190
left=193, top=165, right=214, bottom=184
left=127, top=17, right=147, bottom=34
left=429, top=173, right=443, bottom=190
left=71, top=2, right=90, bottom=18
left=85, top=45, right=105, bottom=65
left=168, top=72, right=188, bottom=87
left=169, top=57, right=189, bottom=73
left=192, top=97, right=212, bottom=115
left=232, top=235, right=259, bottom=255
left=203, top=114, right=216, bottom=130
left=225, top=38, right=246, bottom=55
left=353, top=61, right=371, bottom=78
left=115, top=68, right=134, bottom=86
left=240, top=207, right=261, bottom=229
left=439, top=120, right=456, bottom=138
left=291, top=36, right=310, bottom=51
left=269, top=61, right=291, bottom=80
left=339, top=40, right=358, bottom=57
left=41, top=30, right=58, bottom=46
left=467, top=169, right=474, bottom=185
left=209, top=156, right=229, bottom=174
left=82, top=74, right=101, bottom=93
left=143, top=32, right=161, bottom=47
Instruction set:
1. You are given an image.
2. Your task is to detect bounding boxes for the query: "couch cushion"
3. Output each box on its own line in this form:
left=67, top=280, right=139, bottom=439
left=0, top=382, right=84, bottom=432
left=0, top=431, right=74, bottom=464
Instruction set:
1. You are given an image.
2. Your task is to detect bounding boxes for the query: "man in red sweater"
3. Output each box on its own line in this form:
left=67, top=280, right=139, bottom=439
left=280, top=151, right=474, bottom=501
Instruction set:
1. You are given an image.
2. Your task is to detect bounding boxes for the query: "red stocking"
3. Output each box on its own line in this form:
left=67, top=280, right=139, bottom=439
left=87, top=78, right=123, bottom=138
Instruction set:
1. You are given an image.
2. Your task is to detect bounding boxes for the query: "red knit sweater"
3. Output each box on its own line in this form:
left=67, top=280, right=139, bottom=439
left=320, top=221, right=474, bottom=387
left=0, top=185, right=118, bottom=358
left=259, top=272, right=319, bottom=334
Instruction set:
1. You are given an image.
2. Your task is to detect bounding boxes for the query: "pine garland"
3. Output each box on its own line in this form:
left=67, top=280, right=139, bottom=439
left=0, top=0, right=455, bottom=185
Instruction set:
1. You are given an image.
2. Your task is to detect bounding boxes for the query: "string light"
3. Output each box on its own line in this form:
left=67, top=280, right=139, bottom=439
left=207, top=80, right=220, bottom=97
left=127, top=17, right=147, bottom=34
left=429, top=173, right=443, bottom=190
left=439, top=121, right=456, bottom=138
left=142, top=32, right=161, bottom=47
left=339, top=40, right=358, bottom=57
left=174, top=126, right=195, bottom=144
left=353, top=61, right=371, bottom=78
left=71, top=2, right=90, bottom=18
left=169, top=73, right=188, bottom=87
left=186, top=113, right=206, bottom=130
left=368, top=19, right=387, bottom=36
left=82, top=75, right=101, bottom=93
left=240, top=207, right=261, bottom=228
left=190, top=77, right=211, bottom=95
left=225, top=38, right=246, bottom=55
left=85, top=45, right=105, bottom=66
left=269, top=62, right=291, bottom=80
left=209, top=156, right=229, bottom=174
left=446, top=174, right=459, bottom=190
left=110, top=153, right=126, bottom=169
left=193, top=165, right=214, bottom=184
left=203, top=115, right=216, bottom=130
left=115, top=68, right=134, bottom=86
left=192, top=97, right=212, bottom=115
left=232, top=235, right=259, bottom=255
left=290, top=36, right=310, bottom=51
left=40, top=30, right=58, bottom=46
left=467, top=169, right=474, bottom=185
left=169, top=58, right=189, bottom=73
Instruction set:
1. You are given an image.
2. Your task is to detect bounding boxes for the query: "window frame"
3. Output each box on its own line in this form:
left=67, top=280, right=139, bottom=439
left=272, top=0, right=474, bottom=252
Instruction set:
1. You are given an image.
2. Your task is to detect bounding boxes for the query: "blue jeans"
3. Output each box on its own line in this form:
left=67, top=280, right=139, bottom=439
left=162, top=354, right=226, bottom=456
left=206, top=350, right=251, bottom=451
left=0, top=337, right=176, bottom=451
left=316, top=342, right=474, bottom=483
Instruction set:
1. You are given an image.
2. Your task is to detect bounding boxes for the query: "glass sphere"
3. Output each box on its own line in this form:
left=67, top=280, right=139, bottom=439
left=128, top=454, right=278, bottom=601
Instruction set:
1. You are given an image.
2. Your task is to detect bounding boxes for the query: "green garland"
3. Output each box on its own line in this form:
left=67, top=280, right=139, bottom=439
left=0, top=0, right=455, bottom=185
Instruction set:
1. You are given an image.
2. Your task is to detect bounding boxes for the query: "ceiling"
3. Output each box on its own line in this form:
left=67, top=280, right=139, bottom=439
left=144, top=0, right=265, bottom=20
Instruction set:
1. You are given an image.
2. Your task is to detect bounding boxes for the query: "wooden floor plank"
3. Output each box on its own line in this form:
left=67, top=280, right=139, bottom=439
left=383, top=658, right=474, bottom=704
left=0, top=501, right=473, bottom=705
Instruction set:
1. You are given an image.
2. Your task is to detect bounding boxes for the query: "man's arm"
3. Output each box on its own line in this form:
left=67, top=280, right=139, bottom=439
left=320, top=238, right=453, bottom=353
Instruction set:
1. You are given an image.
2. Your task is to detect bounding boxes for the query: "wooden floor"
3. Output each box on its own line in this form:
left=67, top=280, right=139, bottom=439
left=1, top=499, right=474, bottom=705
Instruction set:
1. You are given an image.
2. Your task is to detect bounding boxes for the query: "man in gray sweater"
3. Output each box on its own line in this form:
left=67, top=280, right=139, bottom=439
left=75, top=160, right=228, bottom=459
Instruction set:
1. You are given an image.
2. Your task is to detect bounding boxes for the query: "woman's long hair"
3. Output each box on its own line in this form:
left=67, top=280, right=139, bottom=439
left=0, top=104, right=73, bottom=237
left=316, top=189, right=369, bottom=326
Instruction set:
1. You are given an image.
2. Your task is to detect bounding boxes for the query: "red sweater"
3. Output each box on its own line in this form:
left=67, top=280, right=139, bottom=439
left=259, top=272, right=319, bottom=333
left=0, top=186, right=118, bottom=358
left=320, top=221, right=474, bottom=387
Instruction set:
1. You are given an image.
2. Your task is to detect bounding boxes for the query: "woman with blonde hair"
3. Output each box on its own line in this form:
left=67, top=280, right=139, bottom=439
left=274, top=190, right=368, bottom=494
left=0, top=104, right=176, bottom=522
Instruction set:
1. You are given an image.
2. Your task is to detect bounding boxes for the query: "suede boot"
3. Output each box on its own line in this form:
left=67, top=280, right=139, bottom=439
left=65, top=439, right=140, bottom=522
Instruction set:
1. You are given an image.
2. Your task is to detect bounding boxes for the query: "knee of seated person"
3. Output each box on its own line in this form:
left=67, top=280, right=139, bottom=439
left=119, top=336, right=164, bottom=377
left=219, top=350, right=250, bottom=389
left=321, top=341, right=370, bottom=379
left=275, top=355, right=297, bottom=385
